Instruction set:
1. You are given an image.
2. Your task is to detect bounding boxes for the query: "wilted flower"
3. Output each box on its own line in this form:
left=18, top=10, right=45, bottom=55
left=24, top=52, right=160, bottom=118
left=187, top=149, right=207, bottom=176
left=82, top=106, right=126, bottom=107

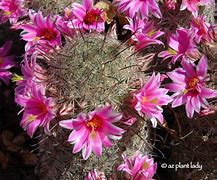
left=134, top=73, right=173, bottom=127
left=20, top=84, right=56, bottom=138
left=59, top=106, right=124, bottom=160
left=0, top=40, right=15, bottom=84
left=180, top=0, right=210, bottom=16
left=14, top=53, right=46, bottom=106
left=166, top=56, right=217, bottom=118
left=164, top=0, right=176, bottom=10
left=158, top=28, right=199, bottom=63
left=117, top=152, right=157, bottom=180
left=191, top=15, right=212, bottom=44
left=0, top=0, right=27, bottom=24
left=117, top=0, right=162, bottom=18
left=68, top=0, right=105, bottom=32
left=84, top=169, right=106, bottom=180
left=20, top=11, right=61, bottom=51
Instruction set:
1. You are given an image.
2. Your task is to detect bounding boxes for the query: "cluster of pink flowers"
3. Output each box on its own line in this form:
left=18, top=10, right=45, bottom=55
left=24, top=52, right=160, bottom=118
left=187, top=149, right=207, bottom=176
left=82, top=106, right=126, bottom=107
left=0, top=0, right=27, bottom=24
left=0, top=0, right=216, bottom=178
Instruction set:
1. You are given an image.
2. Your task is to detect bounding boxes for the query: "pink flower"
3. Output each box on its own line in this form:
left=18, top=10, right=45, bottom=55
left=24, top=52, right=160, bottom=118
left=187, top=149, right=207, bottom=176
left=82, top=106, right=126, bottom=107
left=68, top=0, right=105, bottom=32
left=166, top=56, right=217, bottom=118
left=20, top=11, right=61, bottom=51
left=124, top=16, right=145, bottom=41
left=124, top=18, right=164, bottom=50
left=0, top=0, right=27, bottom=24
left=135, top=21, right=164, bottom=50
left=180, top=0, right=210, bottom=16
left=0, top=40, right=15, bottom=84
left=117, top=152, right=157, bottom=180
left=134, top=73, right=173, bottom=127
left=20, top=84, right=56, bottom=138
left=158, top=28, right=199, bottom=63
left=117, top=0, right=162, bottom=18
left=14, top=53, right=46, bottom=106
left=56, top=15, right=76, bottom=38
left=191, top=15, right=212, bottom=43
left=84, top=169, right=106, bottom=180
left=59, top=106, right=124, bottom=160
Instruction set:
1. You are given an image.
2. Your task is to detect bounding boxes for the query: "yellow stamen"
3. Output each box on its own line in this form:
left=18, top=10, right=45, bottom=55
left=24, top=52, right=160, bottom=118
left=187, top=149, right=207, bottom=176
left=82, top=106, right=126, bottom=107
left=27, top=115, right=37, bottom=122
left=150, top=98, right=158, bottom=104
left=168, top=48, right=177, bottom=55
left=142, top=96, right=148, bottom=103
left=182, top=89, right=188, bottom=94
left=12, top=73, right=23, bottom=82
left=33, top=36, right=40, bottom=42
left=65, top=8, right=71, bottom=17
left=3, top=11, right=12, bottom=16
left=147, top=30, right=156, bottom=37
left=143, top=161, right=149, bottom=170
left=142, top=96, right=158, bottom=104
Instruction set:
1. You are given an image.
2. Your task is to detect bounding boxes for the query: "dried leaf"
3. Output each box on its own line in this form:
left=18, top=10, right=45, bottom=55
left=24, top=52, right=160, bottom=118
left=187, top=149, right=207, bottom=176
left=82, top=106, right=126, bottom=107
left=95, top=0, right=116, bottom=24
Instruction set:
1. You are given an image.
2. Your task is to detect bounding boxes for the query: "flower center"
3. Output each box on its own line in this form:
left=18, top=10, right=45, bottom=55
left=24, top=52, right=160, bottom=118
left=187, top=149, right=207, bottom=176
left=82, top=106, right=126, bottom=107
left=143, top=161, right=149, bottom=170
left=40, top=28, right=57, bottom=41
left=84, top=9, right=102, bottom=25
left=188, top=77, right=199, bottom=89
left=87, top=115, right=103, bottom=131
left=37, top=102, right=48, bottom=114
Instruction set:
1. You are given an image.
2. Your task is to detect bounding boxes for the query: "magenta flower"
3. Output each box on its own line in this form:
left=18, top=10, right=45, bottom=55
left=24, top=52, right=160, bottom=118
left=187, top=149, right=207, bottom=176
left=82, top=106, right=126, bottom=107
left=59, top=106, right=124, bottom=160
left=134, top=73, right=173, bottom=127
left=0, top=0, right=27, bottom=24
left=20, top=84, right=56, bottom=138
left=117, top=152, right=157, bottom=180
left=84, top=169, right=106, bottom=180
left=124, top=16, right=145, bottom=41
left=135, top=21, right=164, bottom=50
left=0, top=40, right=15, bottom=84
left=117, top=0, right=162, bottom=18
left=191, top=15, right=212, bottom=43
left=166, top=56, right=217, bottom=118
left=68, top=0, right=105, bottom=32
left=158, top=28, right=199, bottom=63
left=180, top=0, right=210, bottom=16
left=20, top=11, right=61, bottom=51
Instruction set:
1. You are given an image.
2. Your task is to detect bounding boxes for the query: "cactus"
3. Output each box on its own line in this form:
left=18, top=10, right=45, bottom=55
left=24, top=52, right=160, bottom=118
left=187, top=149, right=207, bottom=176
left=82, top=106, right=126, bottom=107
left=34, top=32, right=153, bottom=179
